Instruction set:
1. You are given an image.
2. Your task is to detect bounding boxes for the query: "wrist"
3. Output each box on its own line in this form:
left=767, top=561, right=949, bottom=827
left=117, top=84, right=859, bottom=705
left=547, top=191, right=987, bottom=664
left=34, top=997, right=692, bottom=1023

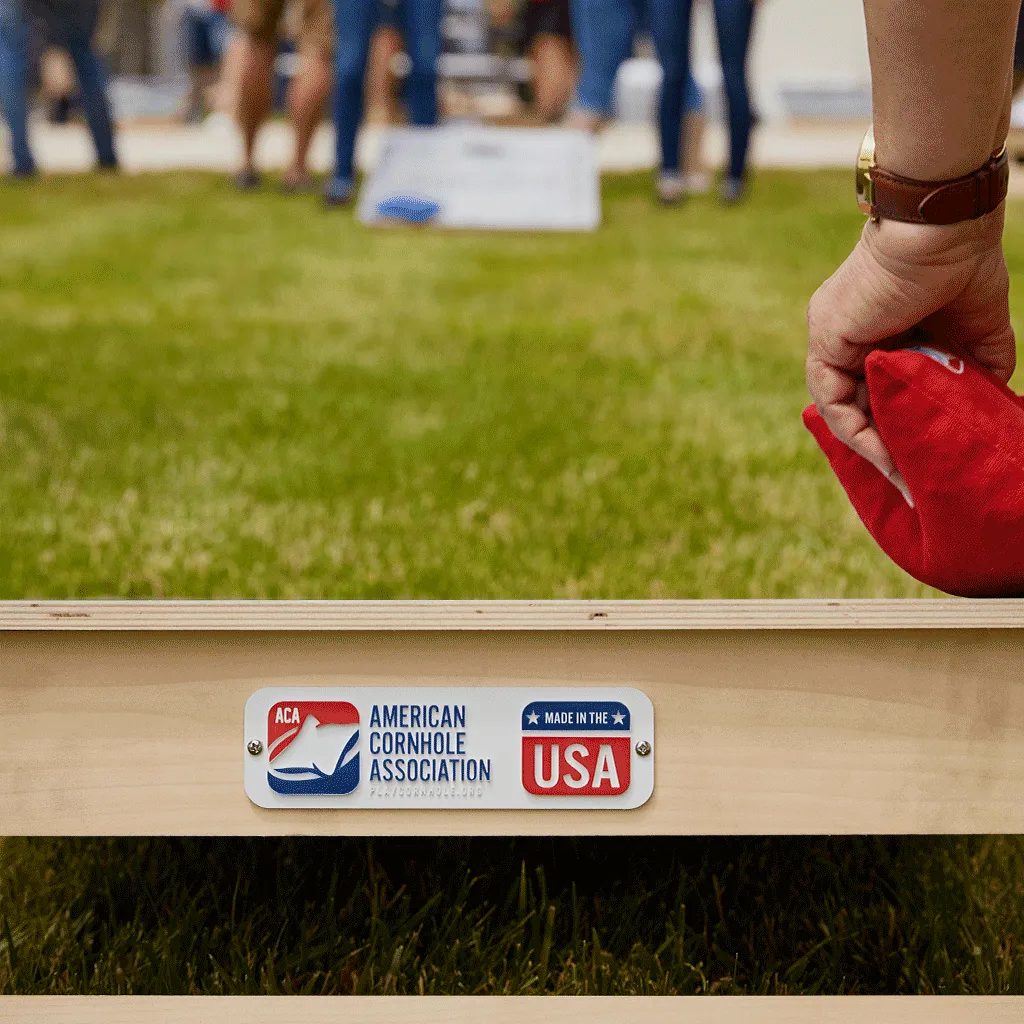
left=865, top=203, right=1005, bottom=267
left=858, top=125, right=1009, bottom=226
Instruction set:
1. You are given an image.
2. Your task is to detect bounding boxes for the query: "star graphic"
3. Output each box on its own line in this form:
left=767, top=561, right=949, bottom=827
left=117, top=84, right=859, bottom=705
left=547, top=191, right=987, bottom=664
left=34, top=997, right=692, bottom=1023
left=526, top=712, right=539, bottom=725
left=612, top=712, right=625, bottom=725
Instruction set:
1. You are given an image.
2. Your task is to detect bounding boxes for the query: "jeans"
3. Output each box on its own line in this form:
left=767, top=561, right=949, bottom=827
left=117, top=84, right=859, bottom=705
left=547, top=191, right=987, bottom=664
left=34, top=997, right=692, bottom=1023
left=570, top=0, right=690, bottom=173
left=571, top=0, right=754, bottom=178
left=0, top=1, right=34, bottom=174
left=0, top=0, right=118, bottom=173
left=705, top=0, right=756, bottom=181
left=330, top=0, right=443, bottom=183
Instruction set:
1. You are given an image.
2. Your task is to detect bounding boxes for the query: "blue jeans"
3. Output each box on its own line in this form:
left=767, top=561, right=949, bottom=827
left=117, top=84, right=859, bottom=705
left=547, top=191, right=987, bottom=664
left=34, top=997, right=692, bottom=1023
left=672, top=0, right=755, bottom=181
left=572, top=0, right=754, bottom=179
left=330, top=0, right=443, bottom=183
left=704, top=0, right=756, bottom=181
left=0, top=1, right=34, bottom=174
left=0, top=0, right=117, bottom=173
left=570, top=0, right=690, bottom=173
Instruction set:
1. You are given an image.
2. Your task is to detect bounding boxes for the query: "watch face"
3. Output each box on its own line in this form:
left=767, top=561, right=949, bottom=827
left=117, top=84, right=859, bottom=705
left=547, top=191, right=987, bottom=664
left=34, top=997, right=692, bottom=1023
left=856, top=125, right=875, bottom=216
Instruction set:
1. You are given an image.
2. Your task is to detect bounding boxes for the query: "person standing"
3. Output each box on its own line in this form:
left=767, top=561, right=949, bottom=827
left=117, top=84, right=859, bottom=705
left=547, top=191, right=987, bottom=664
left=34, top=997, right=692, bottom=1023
left=181, top=0, right=233, bottom=122
left=0, top=0, right=118, bottom=177
left=703, top=0, right=756, bottom=203
left=232, top=0, right=332, bottom=191
left=0, top=0, right=35, bottom=176
left=520, top=0, right=576, bottom=124
left=566, top=0, right=705, bottom=205
left=323, top=0, right=443, bottom=206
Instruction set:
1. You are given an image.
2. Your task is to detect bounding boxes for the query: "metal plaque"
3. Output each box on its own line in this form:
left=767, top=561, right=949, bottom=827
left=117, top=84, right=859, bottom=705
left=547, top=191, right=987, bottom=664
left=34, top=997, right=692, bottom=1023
left=245, top=687, right=653, bottom=810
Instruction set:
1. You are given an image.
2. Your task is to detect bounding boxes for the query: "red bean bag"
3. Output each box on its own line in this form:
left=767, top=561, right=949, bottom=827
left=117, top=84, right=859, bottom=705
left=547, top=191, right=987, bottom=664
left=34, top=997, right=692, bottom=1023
left=803, top=346, right=1024, bottom=597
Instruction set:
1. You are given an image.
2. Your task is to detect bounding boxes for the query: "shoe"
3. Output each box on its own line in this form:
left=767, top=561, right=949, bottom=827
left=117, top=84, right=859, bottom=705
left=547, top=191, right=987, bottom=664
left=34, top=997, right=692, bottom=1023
left=235, top=168, right=261, bottom=192
left=720, top=176, right=746, bottom=205
left=655, top=172, right=686, bottom=205
left=323, top=176, right=355, bottom=207
left=98, top=158, right=120, bottom=173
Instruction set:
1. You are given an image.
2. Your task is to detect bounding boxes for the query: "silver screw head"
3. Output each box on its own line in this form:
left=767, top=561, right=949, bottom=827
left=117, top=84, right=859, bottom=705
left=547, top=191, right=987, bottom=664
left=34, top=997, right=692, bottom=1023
left=247, top=739, right=264, bottom=756
left=635, top=740, right=652, bottom=757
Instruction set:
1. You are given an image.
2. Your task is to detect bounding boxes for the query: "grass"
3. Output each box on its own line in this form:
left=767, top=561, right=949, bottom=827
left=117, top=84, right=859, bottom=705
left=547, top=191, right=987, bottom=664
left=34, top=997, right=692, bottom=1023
left=0, top=168, right=977, bottom=600
left=4, top=170, right=1024, bottom=995
left=5, top=837, right=1024, bottom=995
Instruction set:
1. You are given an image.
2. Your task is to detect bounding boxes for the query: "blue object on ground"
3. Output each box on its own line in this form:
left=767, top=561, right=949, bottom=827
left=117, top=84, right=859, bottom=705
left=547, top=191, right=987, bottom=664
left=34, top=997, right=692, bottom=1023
left=376, top=196, right=441, bottom=223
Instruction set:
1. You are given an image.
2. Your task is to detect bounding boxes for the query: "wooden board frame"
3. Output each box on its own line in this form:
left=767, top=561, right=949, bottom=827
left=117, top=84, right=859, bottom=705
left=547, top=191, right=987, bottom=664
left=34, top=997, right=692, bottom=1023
left=4, top=600, right=1024, bottom=1019
left=3, top=996, right=1023, bottom=1023
left=3, top=599, right=1024, bottom=836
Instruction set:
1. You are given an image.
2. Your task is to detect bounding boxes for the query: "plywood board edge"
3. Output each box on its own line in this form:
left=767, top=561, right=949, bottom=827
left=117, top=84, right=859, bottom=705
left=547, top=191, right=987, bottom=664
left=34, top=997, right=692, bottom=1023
left=2, top=995, right=1023, bottom=1024
left=2, top=599, right=1024, bottom=631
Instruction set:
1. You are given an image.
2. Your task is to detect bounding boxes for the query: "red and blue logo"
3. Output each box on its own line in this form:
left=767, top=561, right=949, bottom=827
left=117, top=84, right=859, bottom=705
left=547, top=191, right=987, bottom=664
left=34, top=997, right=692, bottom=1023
left=521, top=700, right=631, bottom=796
left=267, top=701, right=360, bottom=795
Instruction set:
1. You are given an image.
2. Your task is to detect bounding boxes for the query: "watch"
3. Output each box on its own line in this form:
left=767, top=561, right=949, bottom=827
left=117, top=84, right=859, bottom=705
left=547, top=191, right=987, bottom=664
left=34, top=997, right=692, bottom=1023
left=856, top=124, right=1009, bottom=225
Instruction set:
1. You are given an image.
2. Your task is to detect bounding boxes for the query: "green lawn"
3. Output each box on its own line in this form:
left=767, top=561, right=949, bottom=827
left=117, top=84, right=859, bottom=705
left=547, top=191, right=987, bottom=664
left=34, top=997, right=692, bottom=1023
left=4, top=170, right=1024, bottom=995
left=0, top=168, right=980, bottom=600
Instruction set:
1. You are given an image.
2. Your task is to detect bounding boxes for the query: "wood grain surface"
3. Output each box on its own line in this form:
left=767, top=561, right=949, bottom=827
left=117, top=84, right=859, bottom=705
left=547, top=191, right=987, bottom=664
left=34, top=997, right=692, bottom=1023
left=3, top=996, right=1022, bottom=1024
left=2, top=598, right=1024, bottom=631
left=3, top=619, right=1024, bottom=835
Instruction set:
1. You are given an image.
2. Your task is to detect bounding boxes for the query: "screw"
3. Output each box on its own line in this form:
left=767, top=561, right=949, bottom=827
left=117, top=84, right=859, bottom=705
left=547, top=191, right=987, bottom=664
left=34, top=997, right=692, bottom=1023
left=247, top=739, right=263, bottom=756
left=635, top=740, right=652, bottom=757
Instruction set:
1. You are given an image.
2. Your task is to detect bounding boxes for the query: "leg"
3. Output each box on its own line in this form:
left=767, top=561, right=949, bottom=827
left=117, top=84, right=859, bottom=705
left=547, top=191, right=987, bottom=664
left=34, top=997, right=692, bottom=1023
left=403, top=0, right=443, bottom=126
left=365, top=24, right=403, bottom=123
left=565, top=0, right=635, bottom=131
left=0, top=3, right=34, bottom=175
left=233, top=0, right=287, bottom=183
left=283, top=0, right=333, bottom=185
left=63, top=24, right=119, bottom=168
left=181, top=9, right=225, bottom=122
left=326, top=0, right=376, bottom=200
left=648, top=0, right=692, bottom=176
left=234, top=32, right=276, bottom=181
left=682, top=70, right=710, bottom=191
left=285, top=47, right=331, bottom=185
left=212, top=30, right=245, bottom=116
left=530, top=33, right=577, bottom=123
left=711, top=0, right=755, bottom=189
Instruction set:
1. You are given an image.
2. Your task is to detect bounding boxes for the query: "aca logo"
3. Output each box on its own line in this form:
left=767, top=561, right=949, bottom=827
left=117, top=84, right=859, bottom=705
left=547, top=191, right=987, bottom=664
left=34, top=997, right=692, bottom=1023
left=266, top=701, right=360, bottom=796
left=521, top=701, right=631, bottom=796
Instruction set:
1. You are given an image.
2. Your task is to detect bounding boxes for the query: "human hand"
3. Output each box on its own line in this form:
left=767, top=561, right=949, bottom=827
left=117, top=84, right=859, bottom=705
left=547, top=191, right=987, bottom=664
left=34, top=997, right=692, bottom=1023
left=806, top=207, right=1015, bottom=504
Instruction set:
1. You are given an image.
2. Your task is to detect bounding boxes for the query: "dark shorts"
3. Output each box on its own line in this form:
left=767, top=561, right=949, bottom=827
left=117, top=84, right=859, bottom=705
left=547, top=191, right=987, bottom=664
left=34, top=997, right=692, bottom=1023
left=183, top=8, right=229, bottom=67
left=522, top=0, right=572, bottom=48
left=376, top=0, right=404, bottom=31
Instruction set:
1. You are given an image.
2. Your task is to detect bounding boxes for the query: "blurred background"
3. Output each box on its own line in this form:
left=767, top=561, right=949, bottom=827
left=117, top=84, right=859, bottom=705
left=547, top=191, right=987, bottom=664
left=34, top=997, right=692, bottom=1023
left=5, top=0, right=874, bottom=176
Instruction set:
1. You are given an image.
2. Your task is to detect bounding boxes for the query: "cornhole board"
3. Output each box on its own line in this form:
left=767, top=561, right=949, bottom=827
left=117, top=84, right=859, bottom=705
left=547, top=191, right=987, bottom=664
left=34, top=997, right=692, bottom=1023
left=3, top=599, right=1024, bottom=1023
left=357, top=126, right=601, bottom=231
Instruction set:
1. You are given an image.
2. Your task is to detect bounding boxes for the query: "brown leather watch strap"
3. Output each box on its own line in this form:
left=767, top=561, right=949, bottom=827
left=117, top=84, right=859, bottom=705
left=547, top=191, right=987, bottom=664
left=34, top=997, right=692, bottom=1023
left=869, top=148, right=1009, bottom=225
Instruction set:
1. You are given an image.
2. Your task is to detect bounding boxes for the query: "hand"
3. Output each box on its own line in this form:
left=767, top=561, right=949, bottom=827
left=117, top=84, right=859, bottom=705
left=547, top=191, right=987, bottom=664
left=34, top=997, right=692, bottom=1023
left=806, top=207, right=1015, bottom=503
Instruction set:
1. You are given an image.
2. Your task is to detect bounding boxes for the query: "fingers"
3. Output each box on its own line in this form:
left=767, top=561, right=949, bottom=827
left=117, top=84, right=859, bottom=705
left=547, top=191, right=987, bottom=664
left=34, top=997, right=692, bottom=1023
left=807, top=354, right=896, bottom=473
left=807, top=224, right=1015, bottom=511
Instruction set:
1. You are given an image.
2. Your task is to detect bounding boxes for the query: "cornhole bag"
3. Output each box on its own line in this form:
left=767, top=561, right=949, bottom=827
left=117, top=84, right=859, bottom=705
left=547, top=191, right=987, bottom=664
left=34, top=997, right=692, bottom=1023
left=803, top=346, right=1024, bottom=597
left=376, top=196, right=440, bottom=224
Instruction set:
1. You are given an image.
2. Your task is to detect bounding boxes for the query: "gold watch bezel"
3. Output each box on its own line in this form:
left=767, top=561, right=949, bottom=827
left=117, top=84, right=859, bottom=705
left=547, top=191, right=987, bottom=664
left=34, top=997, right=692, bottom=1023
left=856, top=124, right=876, bottom=216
